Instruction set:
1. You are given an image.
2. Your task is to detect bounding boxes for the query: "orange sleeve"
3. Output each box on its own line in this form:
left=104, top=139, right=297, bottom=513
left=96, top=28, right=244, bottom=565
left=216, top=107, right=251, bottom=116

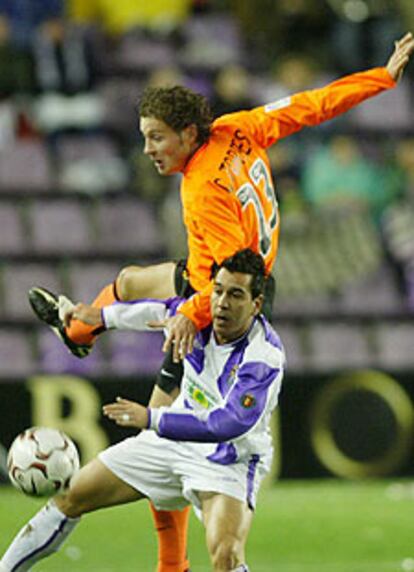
left=238, top=67, right=396, bottom=148
left=179, top=283, right=213, bottom=329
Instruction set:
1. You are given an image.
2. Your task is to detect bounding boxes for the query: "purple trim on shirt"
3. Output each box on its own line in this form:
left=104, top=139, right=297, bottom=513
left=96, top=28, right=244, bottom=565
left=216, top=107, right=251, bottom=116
left=207, top=442, right=238, bottom=465
left=199, top=324, right=213, bottom=347
left=157, top=363, right=279, bottom=442
left=185, top=326, right=213, bottom=374
left=146, top=408, right=151, bottom=429
left=12, top=516, right=68, bottom=571
left=100, top=308, right=107, bottom=329
left=164, top=296, right=185, bottom=316
left=185, top=347, right=205, bottom=374
left=259, top=315, right=283, bottom=351
left=217, top=337, right=249, bottom=398
left=246, top=454, right=260, bottom=510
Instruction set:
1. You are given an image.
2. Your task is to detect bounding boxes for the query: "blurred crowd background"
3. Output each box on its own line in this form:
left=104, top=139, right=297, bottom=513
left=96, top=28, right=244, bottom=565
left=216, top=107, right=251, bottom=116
left=0, top=0, right=414, bottom=380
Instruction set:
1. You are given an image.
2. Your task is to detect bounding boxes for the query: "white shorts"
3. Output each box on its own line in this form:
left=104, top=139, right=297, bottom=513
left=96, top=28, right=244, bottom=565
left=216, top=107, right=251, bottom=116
left=98, top=431, right=267, bottom=513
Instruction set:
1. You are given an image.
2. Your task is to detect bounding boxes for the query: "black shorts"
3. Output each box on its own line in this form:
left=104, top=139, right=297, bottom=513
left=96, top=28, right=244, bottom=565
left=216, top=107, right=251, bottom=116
left=156, top=259, right=276, bottom=394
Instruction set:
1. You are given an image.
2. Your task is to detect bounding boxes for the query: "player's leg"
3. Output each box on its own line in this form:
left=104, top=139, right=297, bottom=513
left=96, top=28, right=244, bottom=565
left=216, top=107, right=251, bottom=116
left=200, top=492, right=253, bottom=572
left=0, top=459, right=143, bottom=571
left=28, top=261, right=177, bottom=356
left=67, top=260, right=177, bottom=345
left=149, top=358, right=191, bottom=572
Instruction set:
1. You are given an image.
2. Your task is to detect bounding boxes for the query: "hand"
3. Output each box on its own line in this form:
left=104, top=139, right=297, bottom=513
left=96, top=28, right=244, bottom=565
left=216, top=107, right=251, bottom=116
left=102, top=397, right=149, bottom=429
left=63, top=303, right=102, bottom=328
left=147, top=313, right=197, bottom=363
left=386, top=32, right=414, bottom=82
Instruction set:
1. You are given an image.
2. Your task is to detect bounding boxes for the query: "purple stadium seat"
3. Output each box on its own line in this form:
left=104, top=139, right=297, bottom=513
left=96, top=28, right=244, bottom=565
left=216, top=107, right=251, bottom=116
left=67, top=261, right=120, bottom=304
left=56, top=133, right=118, bottom=164
left=179, top=15, right=242, bottom=69
left=273, top=323, right=305, bottom=373
left=96, top=198, right=165, bottom=256
left=98, top=78, right=143, bottom=136
left=2, top=263, right=64, bottom=320
left=108, top=331, right=163, bottom=376
left=376, top=324, right=414, bottom=370
left=0, top=203, right=27, bottom=255
left=37, top=329, right=107, bottom=376
left=55, top=134, right=128, bottom=192
left=29, top=199, right=94, bottom=255
left=0, top=330, right=36, bottom=377
left=308, top=322, right=373, bottom=372
left=0, top=140, right=53, bottom=191
left=350, top=81, right=414, bottom=131
left=111, top=33, right=175, bottom=73
left=338, top=266, right=403, bottom=316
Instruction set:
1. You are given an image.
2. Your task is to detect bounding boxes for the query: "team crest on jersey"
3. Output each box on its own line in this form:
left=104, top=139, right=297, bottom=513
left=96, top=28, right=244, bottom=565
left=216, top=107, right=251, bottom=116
left=240, top=393, right=256, bottom=408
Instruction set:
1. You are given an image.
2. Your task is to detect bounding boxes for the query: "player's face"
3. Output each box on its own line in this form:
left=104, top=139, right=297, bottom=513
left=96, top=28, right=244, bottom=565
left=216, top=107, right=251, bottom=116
left=211, top=268, right=263, bottom=344
left=140, top=116, right=198, bottom=175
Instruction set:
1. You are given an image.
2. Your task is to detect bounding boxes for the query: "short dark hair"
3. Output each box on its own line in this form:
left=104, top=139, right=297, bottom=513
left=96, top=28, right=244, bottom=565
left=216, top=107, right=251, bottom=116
left=215, top=249, right=266, bottom=299
left=138, top=85, right=213, bottom=145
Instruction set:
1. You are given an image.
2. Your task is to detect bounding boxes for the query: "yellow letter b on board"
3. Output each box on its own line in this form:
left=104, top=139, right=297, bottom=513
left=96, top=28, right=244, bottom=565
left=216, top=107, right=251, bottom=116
left=27, top=375, right=109, bottom=463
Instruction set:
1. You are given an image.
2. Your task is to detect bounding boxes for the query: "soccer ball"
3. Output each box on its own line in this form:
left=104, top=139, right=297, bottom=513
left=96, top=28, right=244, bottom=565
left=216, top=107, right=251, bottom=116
left=7, top=427, right=80, bottom=497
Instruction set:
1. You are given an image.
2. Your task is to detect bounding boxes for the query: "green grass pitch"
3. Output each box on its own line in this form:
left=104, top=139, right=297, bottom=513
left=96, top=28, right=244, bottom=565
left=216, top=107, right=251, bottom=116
left=1, top=480, right=414, bottom=571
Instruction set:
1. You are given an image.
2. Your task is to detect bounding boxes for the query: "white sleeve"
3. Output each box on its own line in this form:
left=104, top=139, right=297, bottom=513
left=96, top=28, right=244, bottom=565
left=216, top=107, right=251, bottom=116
left=102, top=300, right=169, bottom=331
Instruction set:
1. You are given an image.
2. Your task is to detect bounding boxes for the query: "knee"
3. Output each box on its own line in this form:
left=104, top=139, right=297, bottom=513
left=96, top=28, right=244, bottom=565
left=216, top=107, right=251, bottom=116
left=54, top=488, right=90, bottom=519
left=209, top=535, right=242, bottom=571
left=116, top=265, right=142, bottom=301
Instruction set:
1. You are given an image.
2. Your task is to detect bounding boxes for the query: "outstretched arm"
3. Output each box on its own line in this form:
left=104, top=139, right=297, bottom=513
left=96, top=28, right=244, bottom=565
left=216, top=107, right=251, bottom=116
left=386, top=32, right=414, bottom=82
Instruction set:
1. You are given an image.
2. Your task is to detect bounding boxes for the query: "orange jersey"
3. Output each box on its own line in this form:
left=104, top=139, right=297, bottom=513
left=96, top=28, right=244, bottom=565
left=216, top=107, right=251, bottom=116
left=178, top=67, right=396, bottom=329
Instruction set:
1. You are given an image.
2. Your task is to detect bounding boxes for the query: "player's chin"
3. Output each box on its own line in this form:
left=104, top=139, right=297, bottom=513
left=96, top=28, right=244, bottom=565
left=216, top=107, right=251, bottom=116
left=213, top=317, right=231, bottom=336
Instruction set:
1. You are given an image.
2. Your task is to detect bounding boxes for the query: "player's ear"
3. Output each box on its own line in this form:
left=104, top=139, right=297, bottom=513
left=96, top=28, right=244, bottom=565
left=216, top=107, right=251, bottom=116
left=183, top=123, right=198, bottom=145
left=253, top=294, right=264, bottom=316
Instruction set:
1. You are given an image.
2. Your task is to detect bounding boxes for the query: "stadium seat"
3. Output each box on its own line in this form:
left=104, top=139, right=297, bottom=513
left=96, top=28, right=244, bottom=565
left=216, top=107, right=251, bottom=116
left=0, top=140, right=53, bottom=191
left=273, top=323, right=305, bottom=373
left=179, top=15, right=242, bottom=70
left=0, top=203, right=27, bottom=255
left=55, top=133, right=129, bottom=192
left=0, top=330, right=36, bottom=377
left=95, top=198, right=165, bottom=256
left=375, top=323, right=414, bottom=370
left=2, top=263, right=64, bottom=320
left=107, top=331, right=163, bottom=375
left=338, top=265, right=403, bottom=316
left=28, top=199, right=94, bottom=255
left=98, top=77, right=143, bottom=137
left=110, top=32, right=175, bottom=73
left=307, top=322, right=373, bottom=372
left=37, top=329, right=107, bottom=376
left=67, top=261, right=120, bottom=304
left=350, top=80, right=414, bottom=131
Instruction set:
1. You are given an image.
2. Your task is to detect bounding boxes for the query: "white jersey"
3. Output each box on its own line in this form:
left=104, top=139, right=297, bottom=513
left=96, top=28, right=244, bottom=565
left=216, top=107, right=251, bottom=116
left=103, top=297, right=285, bottom=470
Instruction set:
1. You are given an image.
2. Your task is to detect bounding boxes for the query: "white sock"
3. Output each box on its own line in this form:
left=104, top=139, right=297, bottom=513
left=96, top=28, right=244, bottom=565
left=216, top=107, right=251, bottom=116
left=0, top=500, right=79, bottom=571
left=232, top=566, right=249, bottom=572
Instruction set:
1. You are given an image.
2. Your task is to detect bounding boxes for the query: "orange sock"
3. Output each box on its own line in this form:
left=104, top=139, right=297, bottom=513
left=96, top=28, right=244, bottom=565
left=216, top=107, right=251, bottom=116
left=150, top=505, right=191, bottom=572
left=66, top=283, right=116, bottom=346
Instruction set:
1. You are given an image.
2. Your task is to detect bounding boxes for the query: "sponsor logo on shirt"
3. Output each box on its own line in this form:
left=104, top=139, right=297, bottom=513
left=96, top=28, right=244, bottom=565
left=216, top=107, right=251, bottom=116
left=265, top=96, right=292, bottom=112
left=185, top=376, right=218, bottom=409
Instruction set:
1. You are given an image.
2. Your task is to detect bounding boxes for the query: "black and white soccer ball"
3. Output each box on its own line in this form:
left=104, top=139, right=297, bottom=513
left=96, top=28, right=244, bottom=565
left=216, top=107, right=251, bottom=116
left=7, top=426, right=80, bottom=497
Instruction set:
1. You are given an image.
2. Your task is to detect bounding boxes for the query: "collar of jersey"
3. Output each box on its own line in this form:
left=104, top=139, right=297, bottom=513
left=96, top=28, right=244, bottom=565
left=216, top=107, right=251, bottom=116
left=182, top=141, right=208, bottom=175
